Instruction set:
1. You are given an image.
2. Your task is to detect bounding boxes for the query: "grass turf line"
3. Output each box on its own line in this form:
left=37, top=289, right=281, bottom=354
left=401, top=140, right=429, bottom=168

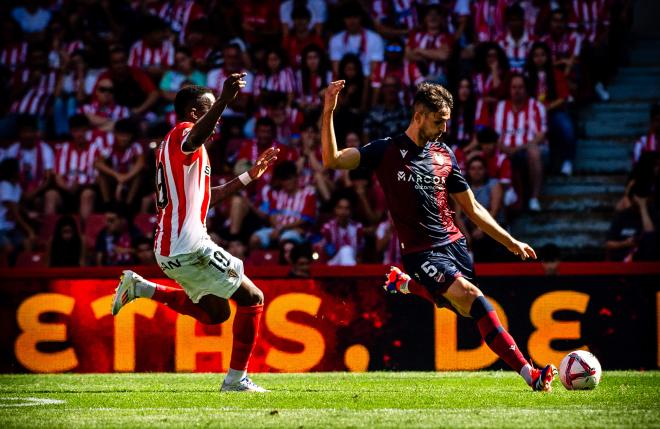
left=0, top=371, right=658, bottom=428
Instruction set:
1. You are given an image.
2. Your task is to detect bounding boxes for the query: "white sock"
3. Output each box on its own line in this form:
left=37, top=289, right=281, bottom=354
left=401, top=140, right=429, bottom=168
left=135, top=278, right=157, bottom=298
left=520, top=364, right=533, bottom=385
left=225, top=368, right=246, bottom=384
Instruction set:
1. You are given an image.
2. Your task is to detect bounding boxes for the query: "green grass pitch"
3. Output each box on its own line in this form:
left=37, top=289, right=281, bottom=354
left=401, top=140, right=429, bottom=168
left=1, top=372, right=659, bottom=428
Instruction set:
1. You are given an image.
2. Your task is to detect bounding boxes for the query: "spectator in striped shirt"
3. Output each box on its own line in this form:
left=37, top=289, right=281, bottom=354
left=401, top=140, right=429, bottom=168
left=250, top=161, right=317, bottom=249
left=95, top=203, right=143, bottom=266
left=525, top=42, right=576, bottom=176
left=281, top=5, right=326, bottom=69
left=5, top=115, right=56, bottom=212
left=253, top=48, right=297, bottom=107
left=494, top=74, right=547, bottom=212
left=496, top=4, right=535, bottom=73
left=80, top=78, right=131, bottom=132
left=128, top=16, right=175, bottom=82
left=295, top=44, right=332, bottom=114
left=329, top=1, right=385, bottom=77
left=0, top=18, right=28, bottom=71
left=95, top=47, right=159, bottom=117
left=371, top=39, right=424, bottom=106
left=473, top=42, right=510, bottom=110
left=10, top=44, right=57, bottom=118
left=95, top=119, right=145, bottom=210
left=52, top=115, right=102, bottom=220
left=448, top=77, right=491, bottom=155
left=363, top=75, right=410, bottom=142
left=405, top=5, right=453, bottom=84
left=159, top=47, right=206, bottom=113
left=319, top=194, right=364, bottom=266
left=541, top=9, right=582, bottom=82
left=280, top=0, right=326, bottom=37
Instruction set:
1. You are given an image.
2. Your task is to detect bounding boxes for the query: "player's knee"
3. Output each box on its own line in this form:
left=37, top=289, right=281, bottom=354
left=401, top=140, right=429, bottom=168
left=207, top=307, right=231, bottom=325
left=248, top=287, right=264, bottom=305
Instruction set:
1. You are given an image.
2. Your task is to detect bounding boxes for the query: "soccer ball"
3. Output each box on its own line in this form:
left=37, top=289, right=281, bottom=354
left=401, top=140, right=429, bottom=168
left=559, top=350, right=602, bottom=390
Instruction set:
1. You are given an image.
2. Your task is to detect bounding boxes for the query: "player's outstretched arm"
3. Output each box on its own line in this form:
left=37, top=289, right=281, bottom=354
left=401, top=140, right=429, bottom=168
left=183, top=73, right=247, bottom=153
left=452, top=189, right=537, bottom=260
left=209, top=147, right=279, bottom=206
left=321, top=80, right=361, bottom=170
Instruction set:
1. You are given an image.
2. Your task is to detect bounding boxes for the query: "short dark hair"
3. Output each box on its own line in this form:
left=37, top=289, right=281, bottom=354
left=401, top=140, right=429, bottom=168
left=290, top=242, right=313, bottom=264
left=650, top=103, right=660, bottom=119
left=0, top=158, right=19, bottom=181
left=476, top=127, right=499, bottom=144
left=413, top=82, right=453, bottom=113
left=174, top=85, right=213, bottom=120
left=255, top=116, right=276, bottom=132
left=114, top=118, right=139, bottom=136
left=341, top=1, right=363, bottom=18
left=292, top=5, right=312, bottom=20
left=16, top=114, right=38, bottom=131
left=506, top=4, right=525, bottom=20
left=273, top=160, right=298, bottom=181
left=68, top=114, right=90, bottom=129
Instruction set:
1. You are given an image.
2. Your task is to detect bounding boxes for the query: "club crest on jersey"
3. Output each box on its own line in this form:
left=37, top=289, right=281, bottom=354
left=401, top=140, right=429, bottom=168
left=227, top=268, right=239, bottom=279
left=434, top=152, right=445, bottom=167
left=400, top=149, right=408, bottom=158
left=204, top=165, right=211, bottom=176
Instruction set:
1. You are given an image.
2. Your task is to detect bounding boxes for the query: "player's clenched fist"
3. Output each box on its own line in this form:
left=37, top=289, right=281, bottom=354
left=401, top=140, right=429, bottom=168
left=323, top=80, right=345, bottom=112
left=220, top=72, right=247, bottom=102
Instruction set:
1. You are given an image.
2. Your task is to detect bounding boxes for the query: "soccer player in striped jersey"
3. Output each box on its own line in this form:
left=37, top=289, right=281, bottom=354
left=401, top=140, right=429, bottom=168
left=111, top=74, right=279, bottom=392
left=322, top=80, right=557, bottom=391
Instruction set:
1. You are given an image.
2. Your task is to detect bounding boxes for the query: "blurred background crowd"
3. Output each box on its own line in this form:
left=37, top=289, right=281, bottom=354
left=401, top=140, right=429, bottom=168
left=0, top=0, right=656, bottom=271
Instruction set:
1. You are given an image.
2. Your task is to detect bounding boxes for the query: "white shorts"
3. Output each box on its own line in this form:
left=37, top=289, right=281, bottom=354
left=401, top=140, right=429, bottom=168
left=156, top=237, right=244, bottom=303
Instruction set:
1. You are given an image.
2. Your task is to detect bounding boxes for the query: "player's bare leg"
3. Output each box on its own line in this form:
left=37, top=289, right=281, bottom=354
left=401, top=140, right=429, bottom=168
left=111, top=271, right=267, bottom=392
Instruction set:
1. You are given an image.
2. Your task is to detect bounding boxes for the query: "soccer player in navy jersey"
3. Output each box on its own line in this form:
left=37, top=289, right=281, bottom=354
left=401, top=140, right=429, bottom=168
left=321, top=80, right=557, bottom=391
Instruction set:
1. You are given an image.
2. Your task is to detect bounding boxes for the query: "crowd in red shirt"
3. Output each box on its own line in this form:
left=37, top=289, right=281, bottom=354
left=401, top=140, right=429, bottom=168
left=0, top=0, right=635, bottom=267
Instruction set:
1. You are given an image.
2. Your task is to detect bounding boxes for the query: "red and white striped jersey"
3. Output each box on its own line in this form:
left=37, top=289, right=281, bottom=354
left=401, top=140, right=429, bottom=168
left=496, top=31, right=535, bottom=72
left=370, top=60, right=424, bottom=100
left=80, top=101, right=131, bottom=122
left=540, top=32, right=583, bottom=62
left=568, top=0, right=610, bottom=44
left=10, top=69, right=58, bottom=116
left=154, top=122, right=212, bottom=257
left=633, top=133, right=658, bottom=164
left=108, top=142, right=144, bottom=173
left=253, top=68, right=297, bottom=98
left=371, top=0, right=417, bottom=30
left=54, top=140, right=104, bottom=186
left=494, top=98, right=547, bottom=148
left=255, top=106, right=304, bottom=146
left=128, top=39, right=175, bottom=69
left=485, top=150, right=512, bottom=184
left=157, top=0, right=204, bottom=43
left=207, top=68, right=254, bottom=94
left=0, top=42, right=28, bottom=70
left=406, top=31, right=452, bottom=77
left=473, top=0, right=509, bottom=42
left=6, top=141, right=55, bottom=191
left=259, top=185, right=317, bottom=227
left=295, top=70, right=333, bottom=106
left=321, top=218, right=364, bottom=253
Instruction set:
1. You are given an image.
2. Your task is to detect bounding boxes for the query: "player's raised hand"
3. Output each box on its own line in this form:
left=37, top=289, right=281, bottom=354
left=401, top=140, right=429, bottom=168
left=323, top=80, right=345, bottom=112
left=220, top=73, right=247, bottom=102
left=249, top=147, right=280, bottom=180
left=507, top=240, right=537, bottom=261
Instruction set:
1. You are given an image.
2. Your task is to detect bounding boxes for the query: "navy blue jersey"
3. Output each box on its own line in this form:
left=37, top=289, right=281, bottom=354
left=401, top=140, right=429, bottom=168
left=359, top=134, right=469, bottom=255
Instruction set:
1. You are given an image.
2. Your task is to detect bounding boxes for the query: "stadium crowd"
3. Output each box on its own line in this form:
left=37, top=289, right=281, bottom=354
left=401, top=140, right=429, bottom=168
left=0, top=0, right=648, bottom=269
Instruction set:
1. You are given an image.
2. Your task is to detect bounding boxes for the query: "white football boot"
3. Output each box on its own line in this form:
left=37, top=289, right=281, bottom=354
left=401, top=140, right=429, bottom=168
left=111, top=270, right=142, bottom=316
left=221, top=377, right=268, bottom=392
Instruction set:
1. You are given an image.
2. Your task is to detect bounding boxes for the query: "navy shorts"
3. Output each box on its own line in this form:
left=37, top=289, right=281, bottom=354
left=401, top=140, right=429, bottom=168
left=402, top=238, right=475, bottom=307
